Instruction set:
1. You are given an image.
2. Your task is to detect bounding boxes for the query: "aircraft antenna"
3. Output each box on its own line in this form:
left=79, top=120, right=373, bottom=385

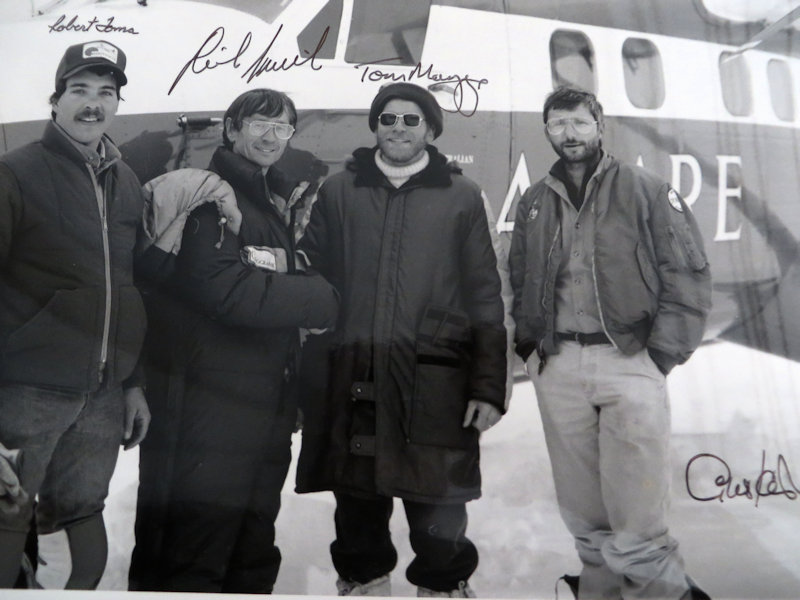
left=729, top=4, right=800, bottom=55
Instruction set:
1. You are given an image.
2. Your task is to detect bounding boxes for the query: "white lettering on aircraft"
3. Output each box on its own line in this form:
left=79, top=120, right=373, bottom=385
left=501, top=152, right=743, bottom=242
left=716, top=155, right=744, bottom=242
left=497, top=153, right=531, bottom=233
left=671, top=155, right=702, bottom=207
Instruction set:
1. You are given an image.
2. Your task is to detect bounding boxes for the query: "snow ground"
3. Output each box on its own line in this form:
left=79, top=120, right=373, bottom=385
left=90, top=341, right=800, bottom=599
left=5, top=340, right=800, bottom=599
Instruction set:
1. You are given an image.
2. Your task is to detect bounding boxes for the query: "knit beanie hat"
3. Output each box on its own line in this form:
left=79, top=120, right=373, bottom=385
left=368, top=83, right=443, bottom=139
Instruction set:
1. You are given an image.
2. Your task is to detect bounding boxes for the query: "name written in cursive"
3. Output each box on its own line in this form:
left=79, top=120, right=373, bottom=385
left=169, top=25, right=328, bottom=95
left=685, top=450, right=800, bottom=507
left=355, top=59, right=488, bottom=117
left=49, top=14, right=139, bottom=35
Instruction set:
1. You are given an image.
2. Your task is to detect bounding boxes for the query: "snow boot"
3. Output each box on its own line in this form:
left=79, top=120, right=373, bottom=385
left=683, top=577, right=712, bottom=600
left=336, top=574, right=391, bottom=596
left=555, top=574, right=580, bottom=599
left=555, top=574, right=711, bottom=600
left=417, top=580, right=476, bottom=597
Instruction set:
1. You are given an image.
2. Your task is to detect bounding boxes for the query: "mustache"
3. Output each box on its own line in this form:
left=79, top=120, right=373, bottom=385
left=77, top=108, right=105, bottom=120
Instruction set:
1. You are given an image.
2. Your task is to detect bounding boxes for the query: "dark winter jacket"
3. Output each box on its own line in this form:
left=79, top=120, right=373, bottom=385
left=131, top=149, right=338, bottom=591
left=509, top=152, right=712, bottom=374
left=295, top=145, right=507, bottom=504
left=0, top=121, right=146, bottom=392
left=136, top=147, right=339, bottom=409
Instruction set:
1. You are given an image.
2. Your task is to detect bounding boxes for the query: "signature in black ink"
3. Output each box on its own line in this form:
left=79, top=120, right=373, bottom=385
left=355, top=59, right=488, bottom=117
left=685, top=451, right=800, bottom=506
left=169, top=25, right=328, bottom=95
left=48, top=14, right=139, bottom=35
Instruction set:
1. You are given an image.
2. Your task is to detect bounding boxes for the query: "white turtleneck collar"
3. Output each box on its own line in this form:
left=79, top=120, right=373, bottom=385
left=374, top=149, right=429, bottom=188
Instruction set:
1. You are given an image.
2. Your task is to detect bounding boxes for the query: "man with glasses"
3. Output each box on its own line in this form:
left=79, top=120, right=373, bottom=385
left=296, top=82, right=507, bottom=598
left=128, top=88, right=338, bottom=593
left=509, top=86, right=711, bottom=599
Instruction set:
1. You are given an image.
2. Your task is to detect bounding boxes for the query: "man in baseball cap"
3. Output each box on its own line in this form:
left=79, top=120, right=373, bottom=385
left=0, top=39, right=149, bottom=588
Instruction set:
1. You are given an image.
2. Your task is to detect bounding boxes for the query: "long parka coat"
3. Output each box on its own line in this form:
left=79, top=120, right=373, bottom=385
left=296, top=146, right=507, bottom=505
left=130, top=147, right=338, bottom=592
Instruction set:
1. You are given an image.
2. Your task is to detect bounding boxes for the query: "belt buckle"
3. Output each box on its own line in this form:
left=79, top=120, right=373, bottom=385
left=571, top=332, right=581, bottom=343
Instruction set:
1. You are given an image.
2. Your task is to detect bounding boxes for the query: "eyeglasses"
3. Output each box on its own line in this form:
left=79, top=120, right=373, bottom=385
left=545, top=118, right=598, bottom=135
left=378, top=112, right=425, bottom=128
left=244, top=120, right=295, bottom=140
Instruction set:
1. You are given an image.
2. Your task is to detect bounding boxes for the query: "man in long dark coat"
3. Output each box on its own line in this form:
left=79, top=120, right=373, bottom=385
left=297, top=82, right=507, bottom=598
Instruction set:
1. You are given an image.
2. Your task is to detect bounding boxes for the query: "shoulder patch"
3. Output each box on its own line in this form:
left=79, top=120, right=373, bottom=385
left=526, top=205, right=539, bottom=222
left=667, top=187, right=684, bottom=213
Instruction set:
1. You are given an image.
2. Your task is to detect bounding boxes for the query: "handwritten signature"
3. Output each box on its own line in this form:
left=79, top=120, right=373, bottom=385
left=169, top=25, right=487, bottom=117
left=49, top=14, right=139, bottom=35
left=685, top=451, right=800, bottom=506
left=355, top=60, right=488, bottom=117
left=169, top=25, right=328, bottom=95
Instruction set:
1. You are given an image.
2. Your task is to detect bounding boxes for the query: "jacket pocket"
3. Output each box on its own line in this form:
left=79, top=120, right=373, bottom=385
left=667, top=224, right=708, bottom=271
left=408, top=305, right=478, bottom=449
left=1, top=288, right=100, bottom=390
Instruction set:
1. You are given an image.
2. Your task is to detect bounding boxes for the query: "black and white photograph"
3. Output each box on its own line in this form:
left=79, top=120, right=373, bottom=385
left=1, top=1, right=800, bottom=599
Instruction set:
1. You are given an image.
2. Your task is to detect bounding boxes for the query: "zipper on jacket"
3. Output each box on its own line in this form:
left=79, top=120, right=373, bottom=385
left=287, top=205, right=297, bottom=273
left=541, top=224, right=560, bottom=312
left=377, top=187, right=413, bottom=442
left=88, top=165, right=112, bottom=383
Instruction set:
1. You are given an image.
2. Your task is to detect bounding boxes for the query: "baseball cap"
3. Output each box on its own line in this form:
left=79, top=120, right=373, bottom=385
left=55, top=40, right=127, bottom=88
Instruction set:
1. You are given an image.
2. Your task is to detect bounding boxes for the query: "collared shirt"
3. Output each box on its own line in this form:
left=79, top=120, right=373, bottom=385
left=51, top=121, right=117, bottom=176
left=263, top=172, right=295, bottom=227
left=551, top=153, right=607, bottom=335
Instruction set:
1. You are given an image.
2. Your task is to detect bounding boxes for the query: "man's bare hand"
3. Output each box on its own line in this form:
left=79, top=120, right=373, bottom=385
left=462, top=400, right=502, bottom=433
left=123, top=387, right=151, bottom=450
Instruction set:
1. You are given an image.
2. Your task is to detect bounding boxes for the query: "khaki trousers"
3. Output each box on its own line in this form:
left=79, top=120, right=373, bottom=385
left=528, top=342, right=690, bottom=600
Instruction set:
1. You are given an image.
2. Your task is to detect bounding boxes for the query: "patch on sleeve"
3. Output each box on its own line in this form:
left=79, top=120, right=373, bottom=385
left=526, top=198, right=541, bottom=222
left=667, top=187, right=684, bottom=213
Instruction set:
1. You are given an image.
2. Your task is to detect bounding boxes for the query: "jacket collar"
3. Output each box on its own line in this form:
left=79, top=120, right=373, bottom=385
left=349, top=145, right=460, bottom=189
left=209, top=146, right=301, bottom=205
left=544, top=151, right=614, bottom=199
left=548, top=150, right=607, bottom=183
left=42, top=120, right=120, bottom=174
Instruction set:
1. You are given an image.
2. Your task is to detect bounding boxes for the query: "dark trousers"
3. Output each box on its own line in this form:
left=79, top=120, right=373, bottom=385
left=331, top=492, right=478, bottom=592
left=129, top=372, right=295, bottom=594
left=0, top=383, right=124, bottom=588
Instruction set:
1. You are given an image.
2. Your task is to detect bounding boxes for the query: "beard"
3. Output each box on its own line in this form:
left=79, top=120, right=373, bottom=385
left=552, top=138, right=602, bottom=165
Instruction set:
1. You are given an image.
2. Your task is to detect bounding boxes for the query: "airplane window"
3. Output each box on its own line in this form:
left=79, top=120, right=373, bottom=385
left=296, top=0, right=342, bottom=60
left=345, top=0, right=431, bottom=65
left=622, top=38, right=665, bottom=109
left=767, top=58, right=795, bottom=121
left=719, top=51, right=752, bottom=116
left=550, top=30, right=597, bottom=93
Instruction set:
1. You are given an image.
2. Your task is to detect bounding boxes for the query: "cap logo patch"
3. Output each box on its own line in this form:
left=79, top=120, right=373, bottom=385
left=667, top=188, right=683, bottom=213
left=82, top=41, right=118, bottom=64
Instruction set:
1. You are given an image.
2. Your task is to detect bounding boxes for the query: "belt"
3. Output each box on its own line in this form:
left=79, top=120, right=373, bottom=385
left=556, top=331, right=611, bottom=346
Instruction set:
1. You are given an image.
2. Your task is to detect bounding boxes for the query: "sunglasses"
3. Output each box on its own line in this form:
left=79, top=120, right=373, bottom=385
left=244, top=119, right=295, bottom=140
left=378, top=112, right=426, bottom=128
